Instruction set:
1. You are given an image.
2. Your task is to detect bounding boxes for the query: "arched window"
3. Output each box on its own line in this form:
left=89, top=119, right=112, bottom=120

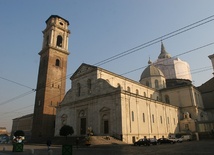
left=146, top=81, right=149, bottom=87
left=132, top=111, right=134, bottom=121
left=163, top=80, right=165, bottom=88
left=56, top=35, right=63, bottom=47
left=136, top=89, right=139, bottom=95
left=156, top=96, right=159, bottom=101
left=142, top=113, right=145, bottom=122
left=77, top=83, right=81, bottom=96
left=165, top=95, right=170, bottom=104
left=127, top=86, right=131, bottom=92
left=55, top=59, right=60, bottom=67
left=155, top=80, right=159, bottom=89
left=144, top=92, right=146, bottom=97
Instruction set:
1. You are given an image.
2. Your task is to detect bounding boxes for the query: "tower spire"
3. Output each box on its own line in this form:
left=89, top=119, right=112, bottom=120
left=158, top=42, right=171, bottom=59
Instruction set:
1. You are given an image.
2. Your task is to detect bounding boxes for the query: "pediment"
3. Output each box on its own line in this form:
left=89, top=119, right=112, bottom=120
left=100, top=107, right=110, bottom=112
left=70, top=63, right=97, bottom=80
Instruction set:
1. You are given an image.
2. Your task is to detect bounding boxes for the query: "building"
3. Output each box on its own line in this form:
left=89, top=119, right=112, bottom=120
left=31, top=15, right=70, bottom=140
left=0, top=127, right=8, bottom=135
left=54, top=58, right=208, bottom=143
left=197, top=54, right=214, bottom=133
left=11, top=114, right=33, bottom=141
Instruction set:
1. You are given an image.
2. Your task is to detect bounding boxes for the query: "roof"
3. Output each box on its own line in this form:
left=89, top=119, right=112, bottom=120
left=140, top=64, right=165, bottom=80
left=158, top=42, right=171, bottom=59
left=198, top=77, right=214, bottom=93
left=13, top=113, right=33, bottom=120
left=46, top=15, right=69, bottom=25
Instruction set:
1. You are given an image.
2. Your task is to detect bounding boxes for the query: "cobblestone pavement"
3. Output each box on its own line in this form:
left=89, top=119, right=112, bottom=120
left=0, top=140, right=214, bottom=155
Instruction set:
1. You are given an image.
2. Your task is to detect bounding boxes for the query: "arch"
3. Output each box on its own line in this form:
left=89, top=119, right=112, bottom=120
left=102, top=114, right=109, bottom=134
left=79, top=110, right=86, bottom=135
left=165, top=95, right=170, bottom=104
left=136, top=89, right=139, bottom=95
left=163, top=80, right=165, bottom=88
left=56, top=35, right=63, bottom=47
left=127, top=86, right=131, bottom=92
left=146, top=81, right=149, bottom=87
left=100, top=107, right=110, bottom=134
left=155, top=80, right=159, bottom=89
left=55, top=59, right=60, bottom=67
left=142, top=113, right=145, bottom=122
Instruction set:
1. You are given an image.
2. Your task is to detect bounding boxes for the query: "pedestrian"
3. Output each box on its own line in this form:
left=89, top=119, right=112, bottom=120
left=46, top=138, right=52, bottom=150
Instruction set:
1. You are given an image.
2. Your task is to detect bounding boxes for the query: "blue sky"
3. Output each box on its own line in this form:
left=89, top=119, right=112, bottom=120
left=1, top=0, right=214, bottom=132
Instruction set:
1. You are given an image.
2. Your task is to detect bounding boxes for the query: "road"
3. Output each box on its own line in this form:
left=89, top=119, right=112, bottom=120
left=0, top=140, right=214, bottom=155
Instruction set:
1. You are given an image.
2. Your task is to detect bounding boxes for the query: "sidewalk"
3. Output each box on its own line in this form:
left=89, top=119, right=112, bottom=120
left=0, top=144, right=62, bottom=155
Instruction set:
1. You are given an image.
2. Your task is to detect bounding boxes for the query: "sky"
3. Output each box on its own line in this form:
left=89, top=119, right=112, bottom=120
left=1, top=0, right=214, bottom=132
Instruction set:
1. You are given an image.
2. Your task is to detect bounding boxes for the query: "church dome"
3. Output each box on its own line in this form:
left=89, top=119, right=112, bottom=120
left=139, top=60, right=166, bottom=89
left=140, top=63, right=165, bottom=80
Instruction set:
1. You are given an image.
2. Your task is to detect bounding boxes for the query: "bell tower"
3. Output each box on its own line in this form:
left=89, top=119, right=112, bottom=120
left=32, top=15, right=70, bottom=140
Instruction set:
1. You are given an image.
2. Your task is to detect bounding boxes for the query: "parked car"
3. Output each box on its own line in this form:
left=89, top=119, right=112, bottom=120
left=181, top=135, right=192, bottom=141
left=169, top=137, right=183, bottom=143
left=0, top=134, right=9, bottom=144
left=157, top=138, right=175, bottom=144
left=148, top=138, right=157, bottom=145
left=134, top=138, right=150, bottom=146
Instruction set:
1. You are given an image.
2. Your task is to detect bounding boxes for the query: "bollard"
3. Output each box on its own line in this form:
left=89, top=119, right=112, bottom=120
left=48, top=149, right=53, bottom=155
left=31, top=149, right=34, bottom=154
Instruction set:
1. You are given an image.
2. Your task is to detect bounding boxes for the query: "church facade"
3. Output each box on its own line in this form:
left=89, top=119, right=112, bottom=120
left=55, top=63, right=179, bottom=143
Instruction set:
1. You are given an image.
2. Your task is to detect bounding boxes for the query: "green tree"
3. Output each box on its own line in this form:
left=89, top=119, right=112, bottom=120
left=59, top=125, right=74, bottom=140
left=14, top=130, right=25, bottom=137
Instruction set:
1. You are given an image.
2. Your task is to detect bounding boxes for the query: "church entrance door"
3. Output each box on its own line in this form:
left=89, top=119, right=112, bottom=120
left=104, top=120, right=109, bottom=134
left=80, top=118, right=86, bottom=135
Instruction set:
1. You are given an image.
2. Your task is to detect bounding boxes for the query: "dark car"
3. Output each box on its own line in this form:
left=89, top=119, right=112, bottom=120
left=157, top=138, right=175, bottom=144
left=0, top=134, right=9, bottom=144
left=134, top=139, right=150, bottom=146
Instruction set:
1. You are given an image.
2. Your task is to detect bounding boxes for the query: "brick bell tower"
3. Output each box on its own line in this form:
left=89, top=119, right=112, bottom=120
left=32, top=15, right=70, bottom=140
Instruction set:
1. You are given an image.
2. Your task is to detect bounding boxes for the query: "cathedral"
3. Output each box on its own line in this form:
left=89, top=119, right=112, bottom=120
left=54, top=57, right=208, bottom=143
left=11, top=15, right=214, bottom=143
left=47, top=16, right=213, bottom=143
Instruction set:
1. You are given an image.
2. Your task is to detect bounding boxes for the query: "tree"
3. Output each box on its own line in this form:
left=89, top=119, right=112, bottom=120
left=13, top=130, right=25, bottom=143
left=59, top=125, right=74, bottom=140
left=14, top=130, right=25, bottom=137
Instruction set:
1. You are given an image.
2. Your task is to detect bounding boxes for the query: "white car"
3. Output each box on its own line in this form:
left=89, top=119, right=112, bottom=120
left=181, top=135, right=192, bottom=141
left=168, top=137, right=183, bottom=143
